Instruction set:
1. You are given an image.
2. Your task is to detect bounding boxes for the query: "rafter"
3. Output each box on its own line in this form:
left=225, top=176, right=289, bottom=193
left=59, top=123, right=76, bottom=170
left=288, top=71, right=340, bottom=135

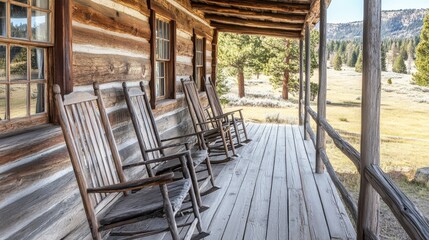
left=206, top=14, right=303, bottom=31
left=192, top=0, right=310, bottom=14
left=191, top=3, right=306, bottom=23
left=211, top=22, right=302, bottom=38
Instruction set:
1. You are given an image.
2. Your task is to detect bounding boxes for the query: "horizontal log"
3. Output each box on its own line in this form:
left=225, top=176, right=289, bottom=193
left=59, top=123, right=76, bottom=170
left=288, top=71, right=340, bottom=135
left=306, top=106, right=360, bottom=171
left=0, top=125, right=64, bottom=165
left=192, top=3, right=306, bottom=23
left=73, top=53, right=150, bottom=86
left=320, top=149, right=358, bottom=222
left=206, top=14, right=303, bottom=31
left=73, top=2, right=150, bottom=40
left=192, top=0, right=310, bottom=14
left=211, top=22, right=302, bottom=38
left=365, top=165, right=429, bottom=240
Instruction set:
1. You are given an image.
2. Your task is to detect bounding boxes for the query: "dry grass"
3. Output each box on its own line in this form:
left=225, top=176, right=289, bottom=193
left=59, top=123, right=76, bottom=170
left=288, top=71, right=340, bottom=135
left=223, top=66, right=429, bottom=239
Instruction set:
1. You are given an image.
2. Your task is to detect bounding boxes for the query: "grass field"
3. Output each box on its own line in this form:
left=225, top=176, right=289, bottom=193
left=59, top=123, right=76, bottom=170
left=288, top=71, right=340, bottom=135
left=222, top=66, right=429, bottom=239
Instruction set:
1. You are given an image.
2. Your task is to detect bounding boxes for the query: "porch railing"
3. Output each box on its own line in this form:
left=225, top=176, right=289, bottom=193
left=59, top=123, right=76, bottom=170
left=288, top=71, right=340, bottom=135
left=303, top=106, right=429, bottom=239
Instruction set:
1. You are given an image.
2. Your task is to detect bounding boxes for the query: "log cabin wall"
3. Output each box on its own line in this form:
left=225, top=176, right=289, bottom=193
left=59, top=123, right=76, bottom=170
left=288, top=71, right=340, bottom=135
left=0, top=0, right=212, bottom=239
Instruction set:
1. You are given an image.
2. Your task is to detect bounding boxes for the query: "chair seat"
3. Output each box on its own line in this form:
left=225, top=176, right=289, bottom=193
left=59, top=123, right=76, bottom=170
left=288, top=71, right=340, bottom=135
left=155, top=149, right=208, bottom=175
left=99, top=179, right=191, bottom=226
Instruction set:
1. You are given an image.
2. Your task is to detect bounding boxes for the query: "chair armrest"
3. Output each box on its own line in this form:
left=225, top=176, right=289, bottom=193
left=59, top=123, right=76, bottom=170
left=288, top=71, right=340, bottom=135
left=87, top=173, right=174, bottom=193
left=144, top=151, right=190, bottom=164
left=145, top=143, right=187, bottom=153
left=224, top=109, right=243, bottom=115
left=122, top=151, right=191, bottom=169
left=160, top=131, right=206, bottom=142
left=208, top=112, right=235, bottom=120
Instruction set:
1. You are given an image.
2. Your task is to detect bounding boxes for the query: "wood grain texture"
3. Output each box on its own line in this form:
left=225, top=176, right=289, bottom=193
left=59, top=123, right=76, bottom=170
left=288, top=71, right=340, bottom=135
left=315, top=0, right=327, bottom=174
left=358, top=0, right=382, bottom=238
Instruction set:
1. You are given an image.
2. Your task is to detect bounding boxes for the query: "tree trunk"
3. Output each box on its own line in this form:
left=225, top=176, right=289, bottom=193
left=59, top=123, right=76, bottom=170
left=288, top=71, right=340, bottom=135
left=238, top=69, right=245, bottom=98
left=282, top=41, right=290, bottom=100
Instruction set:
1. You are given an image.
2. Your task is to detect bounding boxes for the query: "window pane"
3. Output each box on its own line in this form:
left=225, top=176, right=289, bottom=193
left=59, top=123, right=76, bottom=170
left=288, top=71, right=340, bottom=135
left=0, top=2, right=6, bottom=37
left=0, top=85, right=6, bottom=120
left=10, top=4, right=28, bottom=39
left=10, top=84, right=28, bottom=118
left=32, top=10, right=49, bottom=42
left=0, top=45, right=6, bottom=81
left=14, top=0, right=29, bottom=4
left=32, top=0, right=49, bottom=10
left=31, top=48, right=44, bottom=80
left=10, top=46, right=27, bottom=81
left=30, top=83, right=44, bottom=114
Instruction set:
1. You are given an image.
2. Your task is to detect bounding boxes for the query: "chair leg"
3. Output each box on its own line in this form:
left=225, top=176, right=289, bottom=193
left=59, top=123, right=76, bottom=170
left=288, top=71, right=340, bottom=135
left=205, top=156, right=220, bottom=189
left=185, top=154, right=208, bottom=211
left=160, top=184, right=180, bottom=240
left=239, top=111, right=251, bottom=142
left=227, top=129, right=238, bottom=157
left=219, top=127, right=230, bottom=158
left=232, top=117, right=242, bottom=146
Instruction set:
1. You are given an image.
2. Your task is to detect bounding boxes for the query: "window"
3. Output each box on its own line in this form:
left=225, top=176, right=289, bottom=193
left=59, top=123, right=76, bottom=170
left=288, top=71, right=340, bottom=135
left=194, top=36, right=206, bottom=91
left=0, top=0, right=52, bottom=124
left=155, top=18, right=170, bottom=99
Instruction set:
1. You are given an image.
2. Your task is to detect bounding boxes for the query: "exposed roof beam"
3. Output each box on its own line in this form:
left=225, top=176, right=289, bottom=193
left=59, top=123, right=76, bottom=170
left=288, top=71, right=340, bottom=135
left=191, top=3, right=306, bottom=23
left=192, top=0, right=310, bottom=14
left=211, top=22, right=302, bottom=38
left=206, top=14, right=303, bottom=31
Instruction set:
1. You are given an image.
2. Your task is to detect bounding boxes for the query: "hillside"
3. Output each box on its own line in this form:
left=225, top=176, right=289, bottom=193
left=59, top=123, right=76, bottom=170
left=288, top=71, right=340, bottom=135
left=327, top=8, right=427, bottom=40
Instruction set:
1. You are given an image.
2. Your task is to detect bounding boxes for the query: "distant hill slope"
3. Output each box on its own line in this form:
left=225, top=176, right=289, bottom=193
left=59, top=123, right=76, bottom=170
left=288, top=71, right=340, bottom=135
left=327, top=9, right=428, bottom=40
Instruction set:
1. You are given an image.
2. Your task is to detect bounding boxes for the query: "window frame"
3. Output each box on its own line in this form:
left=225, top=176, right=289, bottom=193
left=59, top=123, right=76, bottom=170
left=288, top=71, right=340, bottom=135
left=0, top=0, right=54, bottom=131
left=193, top=31, right=206, bottom=92
left=149, top=6, right=176, bottom=109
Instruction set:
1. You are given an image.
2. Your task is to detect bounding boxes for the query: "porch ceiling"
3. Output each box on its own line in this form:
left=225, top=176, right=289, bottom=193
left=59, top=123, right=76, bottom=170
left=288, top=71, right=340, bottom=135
left=191, top=0, right=329, bottom=38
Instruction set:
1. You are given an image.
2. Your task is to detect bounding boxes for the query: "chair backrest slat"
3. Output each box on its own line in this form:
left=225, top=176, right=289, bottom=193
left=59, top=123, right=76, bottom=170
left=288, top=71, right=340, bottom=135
left=54, top=85, right=125, bottom=212
left=204, top=77, right=224, bottom=117
left=123, top=82, right=162, bottom=176
left=182, top=78, right=209, bottom=131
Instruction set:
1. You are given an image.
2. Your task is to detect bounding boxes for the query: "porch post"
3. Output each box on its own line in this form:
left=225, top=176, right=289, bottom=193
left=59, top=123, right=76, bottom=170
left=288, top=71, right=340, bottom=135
left=303, top=24, right=310, bottom=140
left=298, top=39, right=304, bottom=125
left=212, top=29, right=218, bottom=85
left=315, top=0, right=327, bottom=174
left=358, top=0, right=382, bottom=238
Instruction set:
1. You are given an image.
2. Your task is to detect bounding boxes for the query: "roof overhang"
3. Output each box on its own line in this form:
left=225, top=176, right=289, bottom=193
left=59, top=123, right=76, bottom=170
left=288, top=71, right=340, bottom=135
left=191, top=0, right=331, bottom=39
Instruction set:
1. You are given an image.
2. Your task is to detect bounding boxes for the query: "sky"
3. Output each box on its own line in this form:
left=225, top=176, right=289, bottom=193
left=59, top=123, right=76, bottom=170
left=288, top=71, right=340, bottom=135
left=328, top=0, right=429, bottom=23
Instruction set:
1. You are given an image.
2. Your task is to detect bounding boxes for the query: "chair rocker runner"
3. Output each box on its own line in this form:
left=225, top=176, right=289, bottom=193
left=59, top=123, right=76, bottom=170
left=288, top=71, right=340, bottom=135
left=53, top=83, right=209, bottom=240
left=122, top=82, right=220, bottom=200
left=204, top=77, right=251, bottom=146
left=181, top=77, right=237, bottom=164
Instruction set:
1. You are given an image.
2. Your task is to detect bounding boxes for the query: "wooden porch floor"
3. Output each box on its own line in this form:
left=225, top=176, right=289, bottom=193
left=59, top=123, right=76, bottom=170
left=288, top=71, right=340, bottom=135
left=116, top=123, right=356, bottom=240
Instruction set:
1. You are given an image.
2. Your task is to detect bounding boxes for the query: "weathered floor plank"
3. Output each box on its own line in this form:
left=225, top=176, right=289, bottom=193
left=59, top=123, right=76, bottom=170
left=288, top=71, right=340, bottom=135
left=106, top=124, right=355, bottom=240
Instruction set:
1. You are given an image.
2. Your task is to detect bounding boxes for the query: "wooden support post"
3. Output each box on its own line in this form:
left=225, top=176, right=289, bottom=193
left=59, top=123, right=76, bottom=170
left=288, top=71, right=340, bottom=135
left=212, top=29, right=218, bottom=85
left=357, top=0, right=382, bottom=239
left=52, top=0, right=73, bottom=123
left=299, top=39, right=304, bottom=125
left=303, top=24, right=310, bottom=140
left=315, top=0, right=327, bottom=174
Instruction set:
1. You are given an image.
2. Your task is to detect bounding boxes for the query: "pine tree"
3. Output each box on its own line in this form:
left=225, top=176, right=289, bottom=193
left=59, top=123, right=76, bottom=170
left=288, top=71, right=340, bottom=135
left=333, top=54, right=342, bottom=71
left=355, top=51, right=363, bottom=73
left=381, top=45, right=387, bottom=71
left=413, top=12, right=429, bottom=86
left=392, top=55, right=407, bottom=74
left=347, top=50, right=358, bottom=67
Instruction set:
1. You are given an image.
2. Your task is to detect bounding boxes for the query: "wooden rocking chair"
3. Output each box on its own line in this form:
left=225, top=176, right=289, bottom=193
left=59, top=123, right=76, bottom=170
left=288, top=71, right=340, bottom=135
left=122, top=82, right=220, bottom=202
left=181, top=77, right=237, bottom=163
left=204, top=77, right=251, bottom=146
left=53, top=83, right=209, bottom=240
